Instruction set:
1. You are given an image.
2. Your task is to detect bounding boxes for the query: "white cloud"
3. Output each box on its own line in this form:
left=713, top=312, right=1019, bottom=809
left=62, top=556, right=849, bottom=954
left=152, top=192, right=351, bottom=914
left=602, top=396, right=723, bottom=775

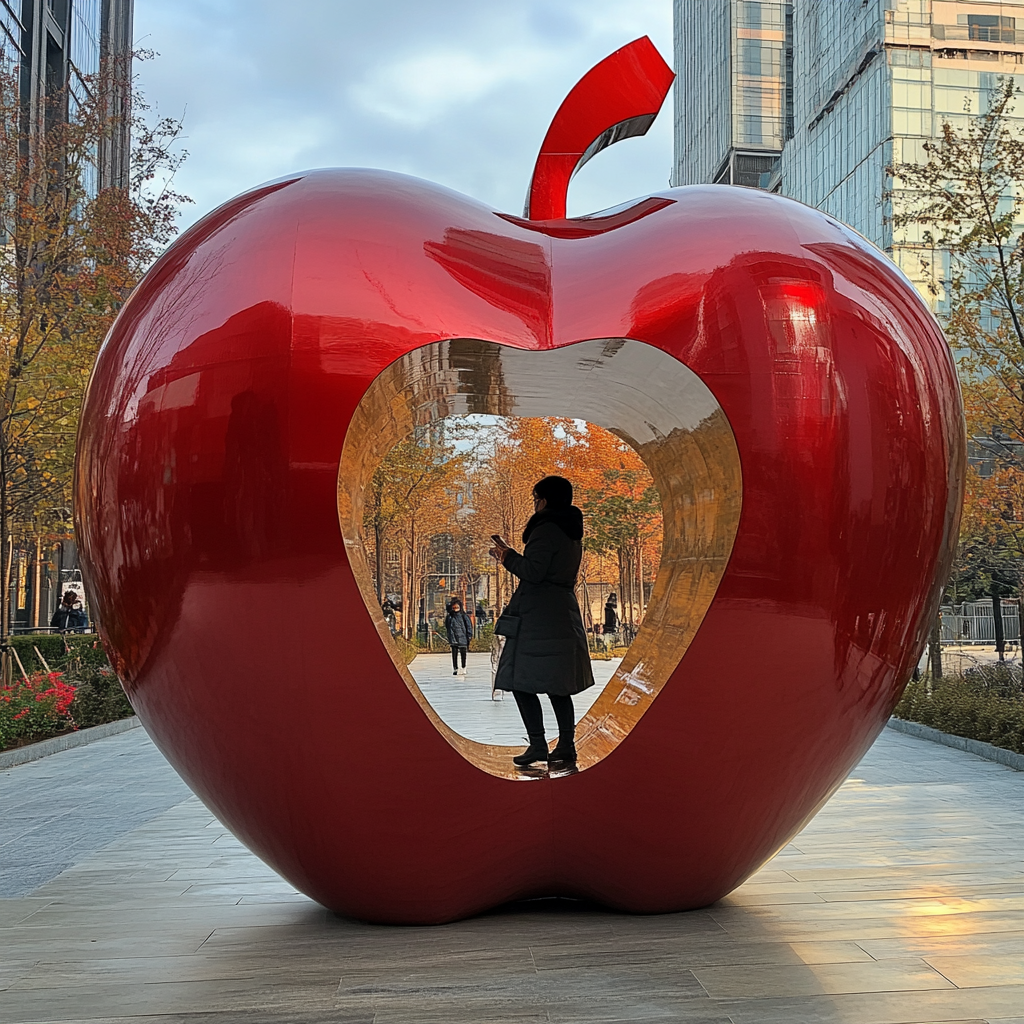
left=133, top=0, right=675, bottom=229
left=350, top=46, right=550, bottom=126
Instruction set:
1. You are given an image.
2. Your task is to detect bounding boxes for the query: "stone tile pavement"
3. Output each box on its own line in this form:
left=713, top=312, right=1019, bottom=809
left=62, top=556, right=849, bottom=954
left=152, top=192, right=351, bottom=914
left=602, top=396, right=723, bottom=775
left=0, top=659, right=1022, bottom=1023
left=0, top=728, right=191, bottom=898
left=413, top=652, right=615, bottom=745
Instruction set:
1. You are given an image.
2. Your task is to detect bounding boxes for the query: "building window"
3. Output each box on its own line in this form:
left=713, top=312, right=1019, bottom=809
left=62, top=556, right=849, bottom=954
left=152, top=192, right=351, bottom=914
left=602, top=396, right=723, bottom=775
left=965, top=14, right=1016, bottom=44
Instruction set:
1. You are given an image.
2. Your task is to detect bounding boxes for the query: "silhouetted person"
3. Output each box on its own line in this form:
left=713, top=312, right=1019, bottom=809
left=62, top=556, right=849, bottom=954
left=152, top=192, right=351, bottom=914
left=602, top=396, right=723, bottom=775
left=490, top=475, right=594, bottom=767
left=604, top=592, right=618, bottom=634
left=445, top=599, right=473, bottom=676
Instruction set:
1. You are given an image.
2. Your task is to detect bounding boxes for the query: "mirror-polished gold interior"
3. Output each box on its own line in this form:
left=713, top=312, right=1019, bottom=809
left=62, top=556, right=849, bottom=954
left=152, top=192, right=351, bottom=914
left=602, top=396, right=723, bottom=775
left=338, top=338, right=742, bottom=779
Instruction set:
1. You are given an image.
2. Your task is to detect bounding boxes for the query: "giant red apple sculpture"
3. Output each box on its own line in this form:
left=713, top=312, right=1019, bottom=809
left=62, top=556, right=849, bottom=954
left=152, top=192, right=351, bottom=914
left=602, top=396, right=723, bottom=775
left=76, top=38, right=964, bottom=923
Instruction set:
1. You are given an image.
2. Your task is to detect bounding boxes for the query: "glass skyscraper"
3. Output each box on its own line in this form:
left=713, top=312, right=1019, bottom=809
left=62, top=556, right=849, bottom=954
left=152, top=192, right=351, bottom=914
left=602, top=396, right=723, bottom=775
left=674, top=0, right=1024, bottom=310
left=1, top=0, right=133, bottom=191
left=1, top=2, right=22, bottom=68
left=675, top=0, right=793, bottom=187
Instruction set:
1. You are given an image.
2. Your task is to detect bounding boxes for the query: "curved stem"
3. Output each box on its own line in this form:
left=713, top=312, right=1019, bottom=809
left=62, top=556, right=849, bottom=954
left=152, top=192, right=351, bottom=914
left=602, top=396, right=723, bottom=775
left=524, top=37, right=674, bottom=221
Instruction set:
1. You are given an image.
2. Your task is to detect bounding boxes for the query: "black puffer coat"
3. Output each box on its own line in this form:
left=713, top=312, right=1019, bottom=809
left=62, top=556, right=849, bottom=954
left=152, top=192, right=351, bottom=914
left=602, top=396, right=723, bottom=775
left=494, top=508, right=595, bottom=697
left=445, top=609, right=473, bottom=647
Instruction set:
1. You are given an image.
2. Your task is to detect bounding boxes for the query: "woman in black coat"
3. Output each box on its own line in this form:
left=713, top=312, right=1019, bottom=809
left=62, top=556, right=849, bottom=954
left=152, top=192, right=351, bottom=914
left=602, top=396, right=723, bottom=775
left=490, top=476, right=594, bottom=767
left=444, top=599, right=473, bottom=676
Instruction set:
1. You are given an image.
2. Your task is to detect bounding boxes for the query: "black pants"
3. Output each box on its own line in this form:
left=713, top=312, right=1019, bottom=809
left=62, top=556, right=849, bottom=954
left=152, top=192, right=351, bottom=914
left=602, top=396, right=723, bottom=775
left=513, top=690, right=575, bottom=748
left=450, top=645, right=468, bottom=670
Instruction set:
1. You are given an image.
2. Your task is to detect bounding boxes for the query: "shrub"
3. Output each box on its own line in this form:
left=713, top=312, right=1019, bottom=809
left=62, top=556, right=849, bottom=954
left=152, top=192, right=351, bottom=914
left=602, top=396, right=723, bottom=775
left=894, top=674, right=1024, bottom=755
left=68, top=664, right=134, bottom=729
left=7, top=634, right=109, bottom=675
left=393, top=635, right=419, bottom=665
left=0, top=670, right=78, bottom=751
left=0, top=635, right=134, bottom=751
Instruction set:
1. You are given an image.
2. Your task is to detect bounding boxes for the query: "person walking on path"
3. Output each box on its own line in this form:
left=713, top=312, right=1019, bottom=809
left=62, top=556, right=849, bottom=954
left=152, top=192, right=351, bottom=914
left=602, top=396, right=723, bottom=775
left=490, top=475, right=594, bottom=768
left=445, top=599, right=473, bottom=676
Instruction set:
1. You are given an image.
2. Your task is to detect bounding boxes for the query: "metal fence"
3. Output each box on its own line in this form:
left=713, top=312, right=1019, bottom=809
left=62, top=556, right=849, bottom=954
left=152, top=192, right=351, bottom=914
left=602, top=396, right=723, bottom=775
left=940, top=602, right=1021, bottom=645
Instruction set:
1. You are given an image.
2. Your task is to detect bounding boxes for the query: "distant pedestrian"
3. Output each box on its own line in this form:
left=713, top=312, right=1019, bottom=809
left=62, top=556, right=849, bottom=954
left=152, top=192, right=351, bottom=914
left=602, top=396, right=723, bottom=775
left=51, top=591, right=87, bottom=632
left=604, top=592, right=618, bottom=635
left=445, top=599, right=473, bottom=676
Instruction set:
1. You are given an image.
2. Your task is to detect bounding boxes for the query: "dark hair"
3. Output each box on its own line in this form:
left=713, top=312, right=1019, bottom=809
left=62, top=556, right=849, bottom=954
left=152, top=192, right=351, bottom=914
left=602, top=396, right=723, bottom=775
left=62, top=591, right=78, bottom=606
left=533, top=475, right=573, bottom=510
left=449, top=599, right=462, bottom=610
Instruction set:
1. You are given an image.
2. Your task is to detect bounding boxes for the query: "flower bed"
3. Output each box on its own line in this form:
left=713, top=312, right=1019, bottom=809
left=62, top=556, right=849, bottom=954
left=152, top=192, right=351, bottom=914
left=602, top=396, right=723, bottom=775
left=0, top=636, right=134, bottom=753
left=0, top=671, right=78, bottom=750
left=894, top=667, right=1024, bottom=755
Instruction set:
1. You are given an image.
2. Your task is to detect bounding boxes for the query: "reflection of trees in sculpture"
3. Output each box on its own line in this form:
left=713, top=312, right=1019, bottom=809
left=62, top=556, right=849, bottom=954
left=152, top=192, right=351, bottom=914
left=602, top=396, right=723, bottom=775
left=365, top=416, right=663, bottom=638
left=364, top=437, right=464, bottom=638
left=583, top=468, right=662, bottom=635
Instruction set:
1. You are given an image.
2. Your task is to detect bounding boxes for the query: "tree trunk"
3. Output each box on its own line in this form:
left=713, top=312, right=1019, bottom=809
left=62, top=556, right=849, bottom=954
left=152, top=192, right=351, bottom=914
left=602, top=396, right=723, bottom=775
left=0, top=442, right=8, bottom=638
left=31, top=533, right=41, bottom=628
left=637, top=542, right=645, bottom=623
left=403, top=524, right=411, bottom=634
left=992, top=586, right=1005, bottom=661
left=928, top=611, right=943, bottom=682
left=374, top=517, right=384, bottom=605
left=1, top=531, right=12, bottom=638
left=617, top=548, right=626, bottom=630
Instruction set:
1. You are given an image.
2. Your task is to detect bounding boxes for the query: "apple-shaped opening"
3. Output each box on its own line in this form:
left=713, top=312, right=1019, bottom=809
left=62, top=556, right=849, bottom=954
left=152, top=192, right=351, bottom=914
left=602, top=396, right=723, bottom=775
left=338, top=338, right=742, bottom=779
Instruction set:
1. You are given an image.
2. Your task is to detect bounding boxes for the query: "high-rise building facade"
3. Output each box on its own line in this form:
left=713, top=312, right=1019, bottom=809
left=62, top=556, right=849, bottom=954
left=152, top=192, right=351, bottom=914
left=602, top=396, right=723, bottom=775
left=674, top=0, right=794, bottom=187
left=1, top=0, right=133, bottom=191
left=674, top=0, right=1024, bottom=309
left=1, top=0, right=133, bottom=631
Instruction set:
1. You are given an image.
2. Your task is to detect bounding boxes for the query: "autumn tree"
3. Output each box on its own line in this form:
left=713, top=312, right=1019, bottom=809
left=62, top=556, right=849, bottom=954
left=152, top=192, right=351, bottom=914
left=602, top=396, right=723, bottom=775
left=0, top=54, right=188, bottom=634
left=460, top=417, right=662, bottom=632
left=364, top=415, right=666, bottom=648
left=891, top=74, right=1024, bottom=656
left=364, top=432, right=464, bottom=638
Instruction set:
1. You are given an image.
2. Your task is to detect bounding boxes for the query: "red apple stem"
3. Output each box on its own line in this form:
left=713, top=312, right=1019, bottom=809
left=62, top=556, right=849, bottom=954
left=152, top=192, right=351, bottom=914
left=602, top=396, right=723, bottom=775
left=524, top=36, right=675, bottom=221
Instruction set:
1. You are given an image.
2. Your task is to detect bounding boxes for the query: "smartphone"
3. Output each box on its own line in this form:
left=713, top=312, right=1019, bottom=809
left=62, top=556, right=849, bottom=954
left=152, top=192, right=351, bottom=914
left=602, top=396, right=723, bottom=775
left=491, top=534, right=506, bottom=546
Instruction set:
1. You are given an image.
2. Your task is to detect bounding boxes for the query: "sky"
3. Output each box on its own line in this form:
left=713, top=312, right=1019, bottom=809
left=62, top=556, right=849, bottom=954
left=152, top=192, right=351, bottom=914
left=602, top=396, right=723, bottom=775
left=132, top=0, right=674, bottom=232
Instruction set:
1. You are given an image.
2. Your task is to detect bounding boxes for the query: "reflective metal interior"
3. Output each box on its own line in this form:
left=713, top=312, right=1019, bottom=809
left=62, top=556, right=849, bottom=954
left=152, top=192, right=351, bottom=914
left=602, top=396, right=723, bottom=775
left=338, top=338, right=743, bottom=779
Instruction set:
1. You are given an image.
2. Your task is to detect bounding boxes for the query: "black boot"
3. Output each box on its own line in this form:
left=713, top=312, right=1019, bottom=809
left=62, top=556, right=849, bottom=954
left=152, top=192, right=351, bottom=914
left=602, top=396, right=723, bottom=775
left=513, top=736, right=549, bottom=766
left=548, top=694, right=577, bottom=764
left=548, top=741, right=576, bottom=765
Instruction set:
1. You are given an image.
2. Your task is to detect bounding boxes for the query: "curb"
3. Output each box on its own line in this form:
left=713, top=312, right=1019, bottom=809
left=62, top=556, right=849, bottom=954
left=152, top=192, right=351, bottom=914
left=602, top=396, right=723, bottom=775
left=886, top=717, right=1024, bottom=772
left=0, top=716, right=141, bottom=770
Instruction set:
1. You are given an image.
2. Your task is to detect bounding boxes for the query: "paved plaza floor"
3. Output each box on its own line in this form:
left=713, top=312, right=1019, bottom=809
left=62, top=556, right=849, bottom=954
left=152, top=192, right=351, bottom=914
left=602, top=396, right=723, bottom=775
left=1, top=660, right=1022, bottom=1023
left=414, top=653, right=614, bottom=744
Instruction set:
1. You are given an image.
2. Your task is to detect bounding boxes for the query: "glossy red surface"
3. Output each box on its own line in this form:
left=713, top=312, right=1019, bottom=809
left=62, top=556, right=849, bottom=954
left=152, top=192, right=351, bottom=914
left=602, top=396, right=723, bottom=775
left=524, top=36, right=674, bottom=219
left=75, top=170, right=964, bottom=924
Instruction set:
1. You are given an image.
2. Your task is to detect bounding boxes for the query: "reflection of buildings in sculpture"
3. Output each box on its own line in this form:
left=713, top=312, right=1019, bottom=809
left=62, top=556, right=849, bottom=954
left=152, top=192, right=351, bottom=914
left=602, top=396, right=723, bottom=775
left=674, top=0, right=1024, bottom=312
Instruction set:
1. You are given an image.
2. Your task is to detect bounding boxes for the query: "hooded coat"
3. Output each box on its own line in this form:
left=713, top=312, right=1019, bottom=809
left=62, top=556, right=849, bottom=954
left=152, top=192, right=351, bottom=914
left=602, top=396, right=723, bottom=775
left=494, top=507, right=595, bottom=697
left=444, top=608, right=473, bottom=647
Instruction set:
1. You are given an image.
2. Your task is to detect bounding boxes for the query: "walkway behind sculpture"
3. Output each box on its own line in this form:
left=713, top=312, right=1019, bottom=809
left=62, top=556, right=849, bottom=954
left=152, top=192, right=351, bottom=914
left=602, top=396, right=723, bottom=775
left=1, top=716, right=1021, bottom=1022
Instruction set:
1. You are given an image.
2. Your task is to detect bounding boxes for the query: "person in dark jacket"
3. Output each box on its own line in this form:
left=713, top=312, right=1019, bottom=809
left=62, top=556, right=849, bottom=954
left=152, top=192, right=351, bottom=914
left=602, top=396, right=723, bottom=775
left=490, top=475, right=594, bottom=767
left=603, top=592, right=618, bottom=634
left=50, top=591, right=87, bottom=632
left=445, top=599, right=473, bottom=676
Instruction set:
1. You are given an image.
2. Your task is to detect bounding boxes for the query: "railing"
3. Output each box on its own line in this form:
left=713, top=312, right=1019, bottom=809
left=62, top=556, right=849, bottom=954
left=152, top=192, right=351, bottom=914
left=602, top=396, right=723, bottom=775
left=940, top=603, right=1020, bottom=645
